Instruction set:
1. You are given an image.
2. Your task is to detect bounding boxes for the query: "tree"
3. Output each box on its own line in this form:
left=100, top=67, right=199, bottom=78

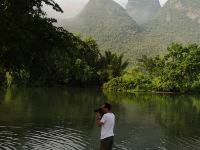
left=0, top=0, right=63, bottom=84
left=98, top=51, right=128, bottom=82
left=139, top=43, right=200, bottom=92
left=0, top=0, right=128, bottom=86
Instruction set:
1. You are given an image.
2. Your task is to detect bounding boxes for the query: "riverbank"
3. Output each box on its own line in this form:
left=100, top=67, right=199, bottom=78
left=103, top=76, right=200, bottom=94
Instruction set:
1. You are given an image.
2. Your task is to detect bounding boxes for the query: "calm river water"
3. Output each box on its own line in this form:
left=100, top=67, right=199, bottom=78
left=0, top=87, right=200, bottom=150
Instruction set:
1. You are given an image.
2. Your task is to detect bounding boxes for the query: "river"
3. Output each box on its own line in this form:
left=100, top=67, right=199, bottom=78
left=0, top=87, right=200, bottom=150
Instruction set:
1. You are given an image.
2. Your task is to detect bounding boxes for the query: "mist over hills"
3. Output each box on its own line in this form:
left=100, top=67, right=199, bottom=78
left=126, top=0, right=161, bottom=24
left=142, top=0, right=200, bottom=54
left=61, top=0, right=200, bottom=62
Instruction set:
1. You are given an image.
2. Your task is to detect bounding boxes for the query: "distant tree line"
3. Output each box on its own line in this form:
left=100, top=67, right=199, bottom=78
left=104, top=43, right=200, bottom=93
left=0, top=0, right=128, bottom=87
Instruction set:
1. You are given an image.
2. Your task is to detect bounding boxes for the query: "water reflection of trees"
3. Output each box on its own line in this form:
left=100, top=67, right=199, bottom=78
left=0, top=87, right=106, bottom=127
left=151, top=95, right=200, bottom=137
left=104, top=92, right=200, bottom=138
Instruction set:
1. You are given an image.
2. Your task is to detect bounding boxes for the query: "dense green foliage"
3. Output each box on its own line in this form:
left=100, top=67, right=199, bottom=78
left=0, top=0, right=128, bottom=87
left=103, top=69, right=151, bottom=92
left=104, top=43, right=200, bottom=93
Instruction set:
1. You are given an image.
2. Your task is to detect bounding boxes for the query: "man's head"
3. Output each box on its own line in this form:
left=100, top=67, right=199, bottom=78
left=101, top=102, right=111, bottom=113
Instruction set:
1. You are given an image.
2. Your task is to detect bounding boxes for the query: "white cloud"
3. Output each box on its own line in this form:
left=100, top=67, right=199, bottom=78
left=45, top=0, right=168, bottom=19
left=44, top=0, right=89, bottom=19
left=114, top=0, right=128, bottom=8
left=114, top=0, right=168, bottom=7
left=160, top=0, right=168, bottom=7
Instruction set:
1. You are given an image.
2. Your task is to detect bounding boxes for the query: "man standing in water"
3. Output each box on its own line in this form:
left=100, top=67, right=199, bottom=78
left=96, top=103, right=115, bottom=150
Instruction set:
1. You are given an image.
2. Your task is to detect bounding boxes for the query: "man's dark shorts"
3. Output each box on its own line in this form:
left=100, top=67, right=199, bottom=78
left=100, top=136, right=114, bottom=150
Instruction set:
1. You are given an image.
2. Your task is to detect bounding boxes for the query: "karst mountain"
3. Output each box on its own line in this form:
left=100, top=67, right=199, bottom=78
left=143, top=0, right=200, bottom=53
left=62, top=0, right=139, bottom=57
left=61, top=0, right=200, bottom=61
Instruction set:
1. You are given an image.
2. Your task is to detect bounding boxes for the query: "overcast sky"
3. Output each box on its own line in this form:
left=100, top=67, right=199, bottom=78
left=45, top=0, right=168, bottom=19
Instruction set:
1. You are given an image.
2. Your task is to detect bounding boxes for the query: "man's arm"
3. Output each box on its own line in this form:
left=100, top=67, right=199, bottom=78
left=96, top=113, right=104, bottom=127
left=96, top=118, right=104, bottom=127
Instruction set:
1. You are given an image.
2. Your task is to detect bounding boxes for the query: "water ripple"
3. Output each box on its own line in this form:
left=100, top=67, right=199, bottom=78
left=0, top=125, right=91, bottom=150
left=174, top=136, right=200, bottom=150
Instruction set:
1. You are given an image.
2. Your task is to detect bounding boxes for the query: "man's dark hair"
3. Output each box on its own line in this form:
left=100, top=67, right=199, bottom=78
left=104, top=103, right=111, bottom=110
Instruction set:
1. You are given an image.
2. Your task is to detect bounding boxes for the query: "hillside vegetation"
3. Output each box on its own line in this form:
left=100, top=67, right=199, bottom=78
left=142, top=0, right=200, bottom=55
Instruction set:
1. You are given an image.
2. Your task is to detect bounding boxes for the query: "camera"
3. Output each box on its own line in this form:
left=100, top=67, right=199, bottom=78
left=94, top=108, right=102, bottom=113
left=94, top=108, right=104, bottom=117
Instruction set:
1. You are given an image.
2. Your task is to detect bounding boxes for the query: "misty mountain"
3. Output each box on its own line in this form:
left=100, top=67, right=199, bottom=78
left=61, top=0, right=140, bottom=59
left=142, top=0, right=200, bottom=53
left=60, top=0, right=200, bottom=62
left=126, top=0, right=161, bottom=24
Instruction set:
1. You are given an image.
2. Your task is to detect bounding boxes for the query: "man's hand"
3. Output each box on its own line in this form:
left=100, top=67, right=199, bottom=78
left=96, top=112, right=101, bottom=119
